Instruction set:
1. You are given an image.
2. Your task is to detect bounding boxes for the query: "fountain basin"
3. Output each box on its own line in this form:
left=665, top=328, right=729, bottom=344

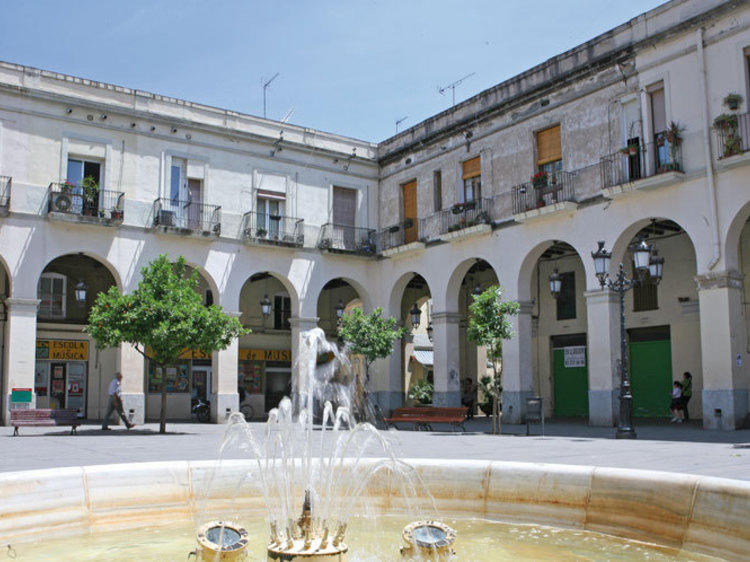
left=0, top=458, right=747, bottom=560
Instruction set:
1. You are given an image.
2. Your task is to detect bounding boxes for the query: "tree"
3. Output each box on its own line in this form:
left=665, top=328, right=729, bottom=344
left=85, top=255, right=247, bottom=433
left=338, top=307, right=405, bottom=420
left=466, top=285, right=519, bottom=435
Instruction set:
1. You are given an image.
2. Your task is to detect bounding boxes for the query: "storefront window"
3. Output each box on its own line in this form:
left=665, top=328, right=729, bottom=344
left=239, top=360, right=264, bottom=395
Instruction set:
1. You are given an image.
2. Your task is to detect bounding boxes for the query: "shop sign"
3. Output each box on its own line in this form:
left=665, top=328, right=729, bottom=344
left=563, top=346, right=586, bottom=368
left=239, top=349, right=291, bottom=362
left=36, top=340, right=89, bottom=361
left=11, top=388, right=32, bottom=403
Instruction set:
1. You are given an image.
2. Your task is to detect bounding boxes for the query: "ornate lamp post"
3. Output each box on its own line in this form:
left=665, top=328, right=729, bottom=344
left=591, top=238, right=663, bottom=439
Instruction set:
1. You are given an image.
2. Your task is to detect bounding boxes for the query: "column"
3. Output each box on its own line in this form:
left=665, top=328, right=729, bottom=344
left=501, top=300, right=534, bottom=424
left=697, top=271, right=749, bottom=430
left=585, top=289, right=619, bottom=426
left=119, top=343, right=145, bottom=425
left=370, top=346, right=402, bottom=415
left=211, top=310, right=242, bottom=423
left=2, top=298, right=39, bottom=425
left=431, top=311, right=461, bottom=406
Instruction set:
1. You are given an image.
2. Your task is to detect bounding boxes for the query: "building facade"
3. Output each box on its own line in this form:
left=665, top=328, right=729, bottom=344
left=1, top=0, right=750, bottom=429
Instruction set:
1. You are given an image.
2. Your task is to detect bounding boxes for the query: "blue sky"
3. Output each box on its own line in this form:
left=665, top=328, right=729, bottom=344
left=0, top=1, right=664, bottom=141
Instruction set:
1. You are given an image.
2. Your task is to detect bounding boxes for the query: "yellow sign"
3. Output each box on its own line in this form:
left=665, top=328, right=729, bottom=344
left=36, top=340, right=89, bottom=361
left=239, top=349, right=291, bottom=362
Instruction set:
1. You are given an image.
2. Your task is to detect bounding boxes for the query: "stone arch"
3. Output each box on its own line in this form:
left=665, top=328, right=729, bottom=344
left=723, top=200, right=750, bottom=272
left=444, top=258, right=500, bottom=312
left=610, top=217, right=698, bottom=274
left=35, top=250, right=122, bottom=294
left=387, top=271, right=433, bottom=317
left=238, top=270, right=300, bottom=319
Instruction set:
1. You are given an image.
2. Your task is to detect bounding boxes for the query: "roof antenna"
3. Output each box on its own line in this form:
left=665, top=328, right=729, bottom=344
left=262, top=73, right=280, bottom=119
left=281, top=106, right=295, bottom=123
left=395, top=115, right=409, bottom=133
left=438, top=72, right=475, bottom=107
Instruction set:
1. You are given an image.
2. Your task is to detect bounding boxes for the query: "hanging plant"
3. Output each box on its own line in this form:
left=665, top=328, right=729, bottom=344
left=713, top=113, right=739, bottom=131
left=665, top=121, right=684, bottom=146
left=723, top=93, right=743, bottom=111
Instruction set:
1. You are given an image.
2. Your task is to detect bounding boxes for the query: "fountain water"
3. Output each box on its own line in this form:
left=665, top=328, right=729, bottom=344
left=200, top=328, right=448, bottom=561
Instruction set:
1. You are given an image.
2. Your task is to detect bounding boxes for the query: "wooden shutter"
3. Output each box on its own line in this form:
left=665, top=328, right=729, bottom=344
left=332, top=186, right=356, bottom=226
left=536, top=125, right=562, bottom=166
left=650, top=86, right=666, bottom=134
left=462, top=156, right=481, bottom=179
left=402, top=180, right=418, bottom=243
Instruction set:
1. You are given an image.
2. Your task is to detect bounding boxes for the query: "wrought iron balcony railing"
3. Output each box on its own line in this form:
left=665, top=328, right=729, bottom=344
left=0, top=176, right=10, bottom=212
left=242, top=211, right=304, bottom=247
left=317, top=223, right=376, bottom=254
left=600, top=131, right=683, bottom=189
left=715, top=111, right=749, bottom=159
left=419, top=197, right=491, bottom=241
left=374, top=218, right=420, bottom=253
left=48, top=182, right=124, bottom=223
left=152, top=198, right=221, bottom=235
left=512, top=171, right=576, bottom=215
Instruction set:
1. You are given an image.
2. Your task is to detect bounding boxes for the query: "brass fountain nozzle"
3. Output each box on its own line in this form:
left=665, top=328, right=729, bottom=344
left=297, top=489, right=313, bottom=540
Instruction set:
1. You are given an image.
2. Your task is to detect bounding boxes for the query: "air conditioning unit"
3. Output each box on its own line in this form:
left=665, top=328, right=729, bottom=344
left=157, top=209, right=175, bottom=227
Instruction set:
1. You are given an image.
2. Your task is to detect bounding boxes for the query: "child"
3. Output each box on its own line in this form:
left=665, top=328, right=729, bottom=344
left=670, top=381, right=683, bottom=423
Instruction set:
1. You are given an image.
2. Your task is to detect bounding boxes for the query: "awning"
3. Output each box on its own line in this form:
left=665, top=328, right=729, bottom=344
left=412, top=350, right=433, bottom=366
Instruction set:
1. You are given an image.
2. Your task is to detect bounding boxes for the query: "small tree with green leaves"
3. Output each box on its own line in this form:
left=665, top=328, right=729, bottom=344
left=467, top=285, right=519, bottom=435
left=338, top=307, right=405, bottom=419
left=85, top=255, right=247, bottom=433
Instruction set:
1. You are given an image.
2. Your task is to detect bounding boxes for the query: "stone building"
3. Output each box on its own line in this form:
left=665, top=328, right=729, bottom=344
left=1, top=0, right=749, bottom=429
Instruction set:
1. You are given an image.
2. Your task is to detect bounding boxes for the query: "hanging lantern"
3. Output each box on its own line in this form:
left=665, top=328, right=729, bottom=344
left=633, top=237, right=652, bottom=271
left=260, top=294, right=272, bottom=317
left=335, top=299, right=345, bottom=320
left=426, top=322, right=434, bottom=342
left=409, top=302, right=422, bottom=329
left=591, top=240, right=612, bottom=287
left=649, top=249, right=664, bottom=283
left=472, top=284, right=482, bottom=297
left=74, top=280, right=87, bottom=306
left=549, top=268, right=562, bottom=298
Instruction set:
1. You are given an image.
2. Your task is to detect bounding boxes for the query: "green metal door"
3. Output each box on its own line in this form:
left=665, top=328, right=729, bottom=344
left=553, top=348, right=589, bottom=417
left=629, top=340, right=672, bottom=417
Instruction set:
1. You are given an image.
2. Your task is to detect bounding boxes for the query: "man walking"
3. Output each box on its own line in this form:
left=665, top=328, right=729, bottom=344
left=102, top=372, right=134, bottom=430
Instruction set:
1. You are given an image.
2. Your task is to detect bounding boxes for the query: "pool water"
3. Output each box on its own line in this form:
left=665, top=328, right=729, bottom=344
left=9, top=516, right=721, bottom=561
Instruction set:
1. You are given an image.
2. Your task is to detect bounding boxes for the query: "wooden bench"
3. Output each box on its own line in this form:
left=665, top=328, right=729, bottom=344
left=384, top=406, right=468, bottom=432
left=10, top=409, right=80, bottom=436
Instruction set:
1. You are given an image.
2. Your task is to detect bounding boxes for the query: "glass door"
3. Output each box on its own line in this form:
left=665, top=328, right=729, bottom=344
left=257, top=198, right=282, bottom=240
left=34, top=362, right=50, bottom=409
left=65, top=362, right=87, bottom=418
left=191, top=367, right=211, bottom=403
left=49, top=363, right=66, bottom=410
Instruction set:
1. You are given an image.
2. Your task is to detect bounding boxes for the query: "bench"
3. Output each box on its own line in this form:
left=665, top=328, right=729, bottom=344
left=10, top=409, right=80, bottom=436
left=384, top=406, right=468, bottom=432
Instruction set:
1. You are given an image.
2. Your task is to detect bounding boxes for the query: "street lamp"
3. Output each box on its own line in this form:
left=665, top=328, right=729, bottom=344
left=259, top=294, right=272, bottom=318
left=74, top=280, right=87, bottom=306
left=409, top=302, right=422, bottom=330
left=591, top=238, right=664, bottom=440
left=426, top=322, right=434, bottom=342
left=549, top=268, right=562, bottom=298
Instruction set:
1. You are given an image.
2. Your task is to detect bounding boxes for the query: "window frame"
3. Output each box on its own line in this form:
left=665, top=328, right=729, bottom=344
left=38, top=272, right=67, bottom=319
left=273, top=293, right=292, bottom=330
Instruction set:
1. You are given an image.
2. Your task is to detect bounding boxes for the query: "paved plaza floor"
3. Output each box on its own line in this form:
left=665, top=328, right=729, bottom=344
left=2, top=418, right=749, bottom=480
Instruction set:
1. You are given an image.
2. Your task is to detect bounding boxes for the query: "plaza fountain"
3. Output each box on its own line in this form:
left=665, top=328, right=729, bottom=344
left=0, top=328, right=748, bottom=559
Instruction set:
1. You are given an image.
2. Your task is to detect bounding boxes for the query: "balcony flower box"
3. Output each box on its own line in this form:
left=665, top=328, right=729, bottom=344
left=532, top=171, right=548, bottom=188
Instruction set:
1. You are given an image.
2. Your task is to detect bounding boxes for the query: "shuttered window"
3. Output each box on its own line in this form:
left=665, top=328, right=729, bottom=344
left=332, top=186, right=356, bottom=226
left=462, top=156, right=481, bottom=179
left=649, top=84, right=666, bottom=134
left=536, top=125, right=562, bottom=166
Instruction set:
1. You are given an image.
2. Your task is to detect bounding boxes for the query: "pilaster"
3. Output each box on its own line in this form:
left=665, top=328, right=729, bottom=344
left=584, top=288, right=619, bottom=427
left=2, top=299, right=40, bottom=425
left=431, top=311, right=461, bottom=406
left=501, top=300, right=534, bottom=424
left=211, top=310, right=241, bottom=423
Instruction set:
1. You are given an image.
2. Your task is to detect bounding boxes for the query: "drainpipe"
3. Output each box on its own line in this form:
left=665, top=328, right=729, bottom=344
left=697, top=28, right=721, bottom=271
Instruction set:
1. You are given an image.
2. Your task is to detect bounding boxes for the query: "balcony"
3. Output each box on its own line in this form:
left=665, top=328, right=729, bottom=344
left=512, top=171, right=577, bottom=218
left=715, top=111, right=749, bottom=160
left=47, top=182, right=124, bottom=225
left=0, top=176, right=10, bottom=215
left=419, top=198, right=492, bottom=242
left=317, top=223, right=376, bottom=255
left=600, top=132, right=683, bottom=196
left=242, top=211, right=304, bottom=247
left=152, top=198, right=221, bottom=236
left=374, top=218, right=424, bottom=256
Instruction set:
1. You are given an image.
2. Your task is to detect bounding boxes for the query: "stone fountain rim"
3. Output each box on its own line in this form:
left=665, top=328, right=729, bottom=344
left=0, top=458, right=747, bottom=559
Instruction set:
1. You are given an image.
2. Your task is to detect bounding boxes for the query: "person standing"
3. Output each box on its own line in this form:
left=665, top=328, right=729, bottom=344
left=681, top=372, right=692, bottom=421
left=102, top=372, right=134, bottom=430
left=669, top=381, right=683, bottom=423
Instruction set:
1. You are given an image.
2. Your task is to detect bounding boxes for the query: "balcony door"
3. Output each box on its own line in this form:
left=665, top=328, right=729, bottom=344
left=257, top=197, right=283, bottom=240
left=66, top=158, right=101, bottom=215
left=187, top=179, right=202, bottom=231
left=169, top=158, right=188, bottom=226
left=332, top=186, right=356, bottom=249
left=402, top=180, right=417, bottom=244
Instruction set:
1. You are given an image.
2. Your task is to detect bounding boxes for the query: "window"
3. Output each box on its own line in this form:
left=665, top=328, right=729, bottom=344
left=38, top=273, right=66, bottom=319
left=536, top=125, right=562, bottom=174
left=273, top=294, right=291, bottom=330
left=170, top=158, right=186, bottom=202
left=649, top=83, right=670, bottom=169
left=633, top=265, right=658, bottom=312
left=257, top=197, right=284, bottom=238
left=556, top=271, right=576, bottom=321
left=66, top=158, right=101, bottom=214
left=433, top=170, right=442, bottom=211
left=461, top=157, right=481, bottom=203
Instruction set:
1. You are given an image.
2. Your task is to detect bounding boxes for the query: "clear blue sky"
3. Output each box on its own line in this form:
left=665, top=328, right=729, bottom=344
left=0, top=1, right=664, bottom=142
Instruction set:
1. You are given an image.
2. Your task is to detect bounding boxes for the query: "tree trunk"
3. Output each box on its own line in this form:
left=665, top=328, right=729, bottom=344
left=491, top=345, right=501, bottom=435
left=159, top=363, right=167, bottom=434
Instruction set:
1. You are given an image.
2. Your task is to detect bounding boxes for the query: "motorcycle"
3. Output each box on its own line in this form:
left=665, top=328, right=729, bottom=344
left=191, top=397, right=211, bottom=423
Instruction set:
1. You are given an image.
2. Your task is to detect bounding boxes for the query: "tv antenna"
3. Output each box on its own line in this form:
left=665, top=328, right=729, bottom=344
left=281, top=106, right=295, bottom=123
left=395, top=115, right=409, bottom=133
left=262, top=73, right=280, bottom=119
left=438, top=72, right=475, bottom=106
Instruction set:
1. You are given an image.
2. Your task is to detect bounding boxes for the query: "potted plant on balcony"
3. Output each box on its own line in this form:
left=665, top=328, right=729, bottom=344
left=256, top=227, right=268, bottom=238
left=81, top=176, right=99, bottom=216
left=408, top=378, right=434, bottom=406
left=714, top=113, right=739, bottom=131
left=724, top=93, right=743, bottom=111
left=451, top=202, right=464, bottom=214
left=532, top=171, right=548, bottom=188
left=110, top=208, right=124, bottom=222
left=665, top=121, right=684, bottom=146
left=620, top=140, right=638, bottom=156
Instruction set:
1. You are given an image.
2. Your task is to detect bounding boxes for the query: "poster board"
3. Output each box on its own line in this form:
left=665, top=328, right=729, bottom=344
left=148, top=363, right=190, bottom=393
left=563, top=346, right=587, bottom=368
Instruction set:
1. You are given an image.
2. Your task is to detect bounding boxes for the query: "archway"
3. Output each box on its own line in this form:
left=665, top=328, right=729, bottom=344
left=316, top=278, right=363, bottom=338
left=238, top=272, right=298, bottom=416
left=35, top=253, right=118, bottom=420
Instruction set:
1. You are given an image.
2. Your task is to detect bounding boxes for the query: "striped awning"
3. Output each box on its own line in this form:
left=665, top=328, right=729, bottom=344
left=412, top=350, right=434, bottom=366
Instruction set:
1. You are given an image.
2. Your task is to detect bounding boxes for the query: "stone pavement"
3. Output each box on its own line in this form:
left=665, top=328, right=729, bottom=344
left=2, top=418, right=749, bottom=480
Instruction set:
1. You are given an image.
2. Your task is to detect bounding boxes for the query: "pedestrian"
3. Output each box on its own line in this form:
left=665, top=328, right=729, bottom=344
left=461, top=377, right=476, bottom=420
left=680, top=372, right=692, bottom=421
left=669, top=380, right=683, bottom=423
left=102, top=372, right=134, bottom=430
